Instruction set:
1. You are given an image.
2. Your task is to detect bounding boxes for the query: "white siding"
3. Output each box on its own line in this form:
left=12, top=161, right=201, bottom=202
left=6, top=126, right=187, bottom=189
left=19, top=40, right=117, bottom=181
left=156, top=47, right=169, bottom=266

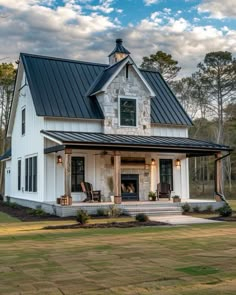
left=11, top=72, right=45, bottom=202
left=4, top=160, right=11, bottom=196
left=151, top=125, right=188, bottom=137
left=44, top=118, right=103, bottom=133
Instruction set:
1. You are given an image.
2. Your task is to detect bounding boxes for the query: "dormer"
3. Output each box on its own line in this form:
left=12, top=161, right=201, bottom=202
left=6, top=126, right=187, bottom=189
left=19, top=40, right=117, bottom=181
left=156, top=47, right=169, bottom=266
left=108, top=39, right=130, bottom=65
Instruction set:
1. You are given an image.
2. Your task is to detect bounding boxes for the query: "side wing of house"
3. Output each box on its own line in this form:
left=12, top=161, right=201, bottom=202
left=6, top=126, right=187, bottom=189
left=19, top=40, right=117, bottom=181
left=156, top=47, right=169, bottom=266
left=7, top=62, right=45, bottom=203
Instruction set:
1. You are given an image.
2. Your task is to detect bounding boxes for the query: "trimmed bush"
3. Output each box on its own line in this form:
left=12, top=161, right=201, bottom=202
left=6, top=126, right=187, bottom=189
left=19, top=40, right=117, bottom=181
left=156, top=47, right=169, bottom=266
left=182, top=203, right=191, bottom=213
left=27, top=208, right=47, bottom=216
left=218, top=203, right=232, bottom=217
left=96, top=208, right=108, bottom=217
left=135, top=213, right=149, bottom=222
left=108, top=205, right=123, bottom=217
left=76, top=209, right=90, bottom=224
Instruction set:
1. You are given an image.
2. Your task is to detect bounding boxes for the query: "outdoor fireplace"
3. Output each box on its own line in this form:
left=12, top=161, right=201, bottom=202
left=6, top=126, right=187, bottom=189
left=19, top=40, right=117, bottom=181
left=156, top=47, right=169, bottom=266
left=121, top=174, right=139, bottom=201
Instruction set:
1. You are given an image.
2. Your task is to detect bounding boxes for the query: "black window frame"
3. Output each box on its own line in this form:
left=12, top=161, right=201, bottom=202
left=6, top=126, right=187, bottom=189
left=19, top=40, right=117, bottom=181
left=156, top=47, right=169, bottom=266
left=159, top=159, right=173, bottom=190
left=71, top=157, right=85, bottom=192
left=18, top=159, right=21, bottom=191
left=25, top=156, right=37, bottom=192
left=119, top=97, right=137, bottom=127
left=22, top=108, right=25, bottom=135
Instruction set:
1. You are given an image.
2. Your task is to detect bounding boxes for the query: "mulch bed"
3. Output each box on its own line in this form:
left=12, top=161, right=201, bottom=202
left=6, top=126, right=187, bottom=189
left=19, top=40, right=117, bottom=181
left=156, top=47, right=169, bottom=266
left=43, top=220, right=168, bottom=230
left=0, top=200, right=68, bottom=221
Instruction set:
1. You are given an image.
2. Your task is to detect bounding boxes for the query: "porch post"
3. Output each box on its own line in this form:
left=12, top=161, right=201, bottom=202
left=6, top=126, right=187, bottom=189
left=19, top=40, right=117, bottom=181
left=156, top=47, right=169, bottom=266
left=113, top=151, right=121, bottom=196
left=64, top=148, right=72, bottom=196
left=215, top=152, right=223, bottom=201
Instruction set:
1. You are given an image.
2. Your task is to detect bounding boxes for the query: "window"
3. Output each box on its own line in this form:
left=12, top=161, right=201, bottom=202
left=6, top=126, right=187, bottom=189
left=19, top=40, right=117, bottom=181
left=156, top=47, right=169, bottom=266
left=22, top=108, right=25, bottom=135
left=71, top=157, right=85, bottom=192
left=159, top=159, right=173, bottom=190
left=18, top=160, right=21, bottom=191
left=120, top=98, right=137, bottom=126
left=25, top=156, right=37, bottom=192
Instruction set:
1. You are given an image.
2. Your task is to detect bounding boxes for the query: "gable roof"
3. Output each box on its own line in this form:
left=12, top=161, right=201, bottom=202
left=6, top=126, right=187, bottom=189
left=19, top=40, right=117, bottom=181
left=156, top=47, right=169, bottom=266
left=20, top=53, right=193, bottom=126
left=89, top=55, right=155, bottom=97
left=0, top=148, right=11, bottom=161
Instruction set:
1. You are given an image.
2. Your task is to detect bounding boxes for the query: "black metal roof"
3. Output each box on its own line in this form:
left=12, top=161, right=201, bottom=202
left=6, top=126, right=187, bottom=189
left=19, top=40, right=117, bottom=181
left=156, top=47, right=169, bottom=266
left=88, top=56, right=129, bottom=95
left=0, top=148, right=11, bottom=161
left=108, top=39, right=130, bottom=57
left=21, top=53, right=105, bottom=119
left=21, top=52, right=192, bottom=126
left=41, top=131, right=231, bottom=155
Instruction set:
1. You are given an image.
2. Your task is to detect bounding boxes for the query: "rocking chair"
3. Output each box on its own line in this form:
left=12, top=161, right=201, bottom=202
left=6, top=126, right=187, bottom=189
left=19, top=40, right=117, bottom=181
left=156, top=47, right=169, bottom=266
left=80, top=182, right=101, bottom=202
left=157, top=183, right=171, bottom=200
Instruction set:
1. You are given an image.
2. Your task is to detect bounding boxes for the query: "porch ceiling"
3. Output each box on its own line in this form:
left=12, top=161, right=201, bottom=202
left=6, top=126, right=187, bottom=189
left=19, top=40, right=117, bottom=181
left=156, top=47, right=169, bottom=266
left=42, top=130, right=232, bottom=156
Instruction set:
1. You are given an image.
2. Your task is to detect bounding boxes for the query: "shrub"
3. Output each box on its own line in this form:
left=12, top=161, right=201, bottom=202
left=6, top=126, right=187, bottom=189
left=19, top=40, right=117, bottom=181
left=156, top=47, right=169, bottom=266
left=96, top=208, right=108, bottom=217
left=193, top=206, right=200, bottom=213
left=76, top=209, right=90, bottom=224
left=108, top=205, right=123, bottom=217
left=135, top=213, right=149, bottom=222
left=148, top=191, right=156, bottom=201
left=182, top=203, right=191, bottom=213
left=218, top=203, right=232, bottom=217
left=27, top=208, right=47, bottom=216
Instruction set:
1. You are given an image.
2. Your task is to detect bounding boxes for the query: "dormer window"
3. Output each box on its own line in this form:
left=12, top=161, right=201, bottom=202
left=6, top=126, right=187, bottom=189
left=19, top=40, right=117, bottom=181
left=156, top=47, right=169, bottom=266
left=22, top=108, right=25, bottom=135
left=119, top=97, right=137, bottom=127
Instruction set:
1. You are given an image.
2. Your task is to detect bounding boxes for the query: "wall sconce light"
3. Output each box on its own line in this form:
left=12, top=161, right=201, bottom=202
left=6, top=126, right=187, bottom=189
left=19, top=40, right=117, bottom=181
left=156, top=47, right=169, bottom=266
left=151, top=158, right=155, bottom=165
left=175, top=159, right=181, bottom=167
left=57, top=155, right=62, bottom=164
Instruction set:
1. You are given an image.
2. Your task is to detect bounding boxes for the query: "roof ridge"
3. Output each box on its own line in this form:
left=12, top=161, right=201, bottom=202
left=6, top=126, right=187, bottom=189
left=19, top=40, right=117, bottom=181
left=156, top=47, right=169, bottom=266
left=20, top=52, right=108, bottom=67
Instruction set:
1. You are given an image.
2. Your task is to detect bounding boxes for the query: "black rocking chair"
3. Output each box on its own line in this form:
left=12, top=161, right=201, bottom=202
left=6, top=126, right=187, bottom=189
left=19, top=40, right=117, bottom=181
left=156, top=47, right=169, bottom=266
left=80, top=182, right=101, bottom=202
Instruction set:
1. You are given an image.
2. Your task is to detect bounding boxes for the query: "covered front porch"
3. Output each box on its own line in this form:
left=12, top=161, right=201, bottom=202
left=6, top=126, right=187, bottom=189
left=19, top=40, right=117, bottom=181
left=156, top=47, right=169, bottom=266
left=42, top=130, right=232, bottom=206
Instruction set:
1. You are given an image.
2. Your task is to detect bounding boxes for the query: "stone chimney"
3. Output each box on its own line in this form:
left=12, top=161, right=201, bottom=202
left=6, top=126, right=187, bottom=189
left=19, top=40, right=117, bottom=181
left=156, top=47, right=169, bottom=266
left=108, top=39, right=130, bottom=65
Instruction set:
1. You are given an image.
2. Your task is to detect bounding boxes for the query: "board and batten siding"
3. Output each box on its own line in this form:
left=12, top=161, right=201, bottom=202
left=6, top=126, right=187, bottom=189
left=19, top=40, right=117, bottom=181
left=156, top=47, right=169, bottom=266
left=11, top=71, right=45, bottom=202
left=151, top=125, right=188, bottom=137
left=44, top=118, right=103, bottom=133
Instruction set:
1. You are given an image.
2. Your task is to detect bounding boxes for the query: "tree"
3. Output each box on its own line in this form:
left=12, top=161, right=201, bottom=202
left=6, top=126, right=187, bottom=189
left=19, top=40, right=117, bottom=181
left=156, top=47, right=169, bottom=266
left=0, top=63, right=16, bottom=193
left=197, top=51, right=236, bottom=144
left=140, top=50, right=181, bottom=83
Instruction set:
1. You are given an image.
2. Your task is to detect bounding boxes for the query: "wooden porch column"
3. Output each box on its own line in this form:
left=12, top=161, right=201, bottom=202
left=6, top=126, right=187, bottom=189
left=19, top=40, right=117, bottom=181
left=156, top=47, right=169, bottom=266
left=215, top=152, right=223, bottom=201
left=64, top=148, right=72, bottom=196
left=113, top=151, right=121, bottom=196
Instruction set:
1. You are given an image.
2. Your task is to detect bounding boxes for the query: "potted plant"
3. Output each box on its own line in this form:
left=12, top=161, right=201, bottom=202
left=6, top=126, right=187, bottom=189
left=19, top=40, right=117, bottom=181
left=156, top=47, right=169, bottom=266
left=148, top=191, right=156, bottom=201
left=172, top=195, right=181, bottom=203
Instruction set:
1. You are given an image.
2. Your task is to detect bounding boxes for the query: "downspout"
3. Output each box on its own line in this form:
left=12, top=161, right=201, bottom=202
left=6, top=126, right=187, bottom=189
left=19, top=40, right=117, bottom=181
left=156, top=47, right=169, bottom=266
left=214, top=152, right=231, bottom=202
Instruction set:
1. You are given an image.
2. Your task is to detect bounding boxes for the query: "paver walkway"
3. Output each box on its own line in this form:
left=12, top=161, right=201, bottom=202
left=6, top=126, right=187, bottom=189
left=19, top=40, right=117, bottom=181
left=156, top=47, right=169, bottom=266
left=150, top=215, right=221, bottom=225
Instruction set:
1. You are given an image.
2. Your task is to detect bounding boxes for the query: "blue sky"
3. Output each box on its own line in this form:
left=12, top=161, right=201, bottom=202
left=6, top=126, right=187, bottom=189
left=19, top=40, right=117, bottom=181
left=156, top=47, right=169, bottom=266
left=0, top=0, right=236, bottom=76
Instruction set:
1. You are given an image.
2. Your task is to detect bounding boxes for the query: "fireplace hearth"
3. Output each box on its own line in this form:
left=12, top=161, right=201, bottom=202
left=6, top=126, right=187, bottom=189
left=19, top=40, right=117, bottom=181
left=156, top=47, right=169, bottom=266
left=121, top=174, right=139, bottom=201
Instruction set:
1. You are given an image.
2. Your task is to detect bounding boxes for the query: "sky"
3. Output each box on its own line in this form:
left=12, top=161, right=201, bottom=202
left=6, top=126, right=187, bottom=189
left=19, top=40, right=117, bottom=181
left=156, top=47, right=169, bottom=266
left=0, top=0, right=236, bottom=76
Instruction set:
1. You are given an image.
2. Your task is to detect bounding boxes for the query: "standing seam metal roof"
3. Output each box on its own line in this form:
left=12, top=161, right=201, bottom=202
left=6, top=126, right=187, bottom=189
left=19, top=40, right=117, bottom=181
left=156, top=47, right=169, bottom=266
left=21, top=53, right=192, bottom=126
left=41, top=130, right=231, bottom=152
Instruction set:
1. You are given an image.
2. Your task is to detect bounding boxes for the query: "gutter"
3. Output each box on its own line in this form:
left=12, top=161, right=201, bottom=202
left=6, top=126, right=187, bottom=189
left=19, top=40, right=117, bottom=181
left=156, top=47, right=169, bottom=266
left=214, top=152, right=231, bottom=202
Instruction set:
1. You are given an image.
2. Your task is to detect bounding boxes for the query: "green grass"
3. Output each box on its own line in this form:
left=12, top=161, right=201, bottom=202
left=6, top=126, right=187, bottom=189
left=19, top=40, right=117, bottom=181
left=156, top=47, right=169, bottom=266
left=0, top=212, right=20, bottom=223
left=0, top=221, right=236, bottom=294
left=228, top=200, right=236, bottom=211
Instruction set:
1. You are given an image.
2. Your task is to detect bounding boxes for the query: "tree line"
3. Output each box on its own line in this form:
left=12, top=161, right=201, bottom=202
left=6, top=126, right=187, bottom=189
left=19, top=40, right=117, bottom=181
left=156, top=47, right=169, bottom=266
left=141, top=50, right=236, bottom=197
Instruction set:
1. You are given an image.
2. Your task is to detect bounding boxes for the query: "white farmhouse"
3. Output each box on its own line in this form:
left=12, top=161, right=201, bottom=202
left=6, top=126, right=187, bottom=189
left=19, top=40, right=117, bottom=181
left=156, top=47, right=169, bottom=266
left=0, top=39, right=231, bottom=215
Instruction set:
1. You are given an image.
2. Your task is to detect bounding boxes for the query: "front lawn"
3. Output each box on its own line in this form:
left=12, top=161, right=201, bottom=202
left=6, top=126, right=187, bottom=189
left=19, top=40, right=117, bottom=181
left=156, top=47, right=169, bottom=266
left=0, top=212, right=20, bottom=223
left=0, top=222, right=236, bottom=294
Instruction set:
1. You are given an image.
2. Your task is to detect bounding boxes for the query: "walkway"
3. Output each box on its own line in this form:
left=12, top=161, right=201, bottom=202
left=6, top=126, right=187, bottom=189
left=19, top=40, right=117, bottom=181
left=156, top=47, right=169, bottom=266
left=150, top=215, right=221, bottom=225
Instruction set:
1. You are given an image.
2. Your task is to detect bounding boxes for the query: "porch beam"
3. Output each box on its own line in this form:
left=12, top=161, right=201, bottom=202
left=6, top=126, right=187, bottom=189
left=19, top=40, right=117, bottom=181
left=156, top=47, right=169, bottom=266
left=44, top=145, right=65, bottom=154
left=113, top=151, right=121, bottom=196
left=64, top=153, right=72, bottom=196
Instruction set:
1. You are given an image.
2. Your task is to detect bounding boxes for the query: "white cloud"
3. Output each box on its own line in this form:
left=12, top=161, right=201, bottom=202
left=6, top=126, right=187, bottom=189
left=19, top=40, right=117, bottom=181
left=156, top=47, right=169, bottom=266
left=144, top=0, right=159, bottom=6
left=0, top=0, right=236, bottom=78
left=86, top=0, right=115, bottom=14
left=198, top=0, right=236, bottom=19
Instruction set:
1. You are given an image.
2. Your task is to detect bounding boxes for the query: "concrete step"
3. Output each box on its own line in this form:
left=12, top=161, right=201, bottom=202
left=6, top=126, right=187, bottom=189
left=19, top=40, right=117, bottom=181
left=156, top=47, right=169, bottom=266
left=122, top=205, right=182, bottom=217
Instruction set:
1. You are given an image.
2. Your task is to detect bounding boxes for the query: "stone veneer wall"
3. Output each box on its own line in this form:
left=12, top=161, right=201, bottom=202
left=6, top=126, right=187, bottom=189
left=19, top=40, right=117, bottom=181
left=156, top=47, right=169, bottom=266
left=97, top=66, right=151, bottom=135
left=100, top=153, right=152, bottom=200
